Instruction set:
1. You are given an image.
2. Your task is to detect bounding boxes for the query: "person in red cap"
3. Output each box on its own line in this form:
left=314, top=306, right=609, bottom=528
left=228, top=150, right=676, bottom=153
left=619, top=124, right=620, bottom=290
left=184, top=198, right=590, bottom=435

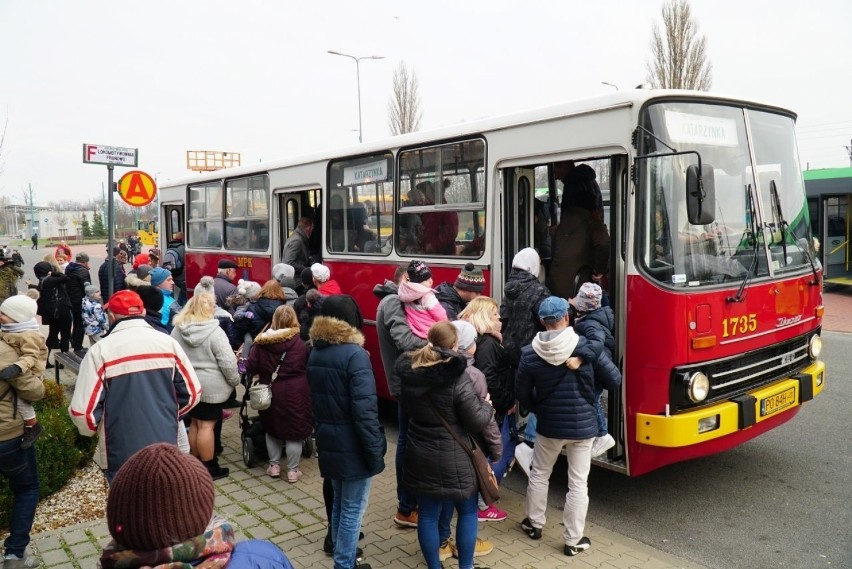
left=68, top=290, right=202, bottom=482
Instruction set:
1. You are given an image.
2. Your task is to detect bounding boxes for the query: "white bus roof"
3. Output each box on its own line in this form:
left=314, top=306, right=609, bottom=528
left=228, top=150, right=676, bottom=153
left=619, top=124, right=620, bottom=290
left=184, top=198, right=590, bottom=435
left=161, top=88, right=795, bottom=188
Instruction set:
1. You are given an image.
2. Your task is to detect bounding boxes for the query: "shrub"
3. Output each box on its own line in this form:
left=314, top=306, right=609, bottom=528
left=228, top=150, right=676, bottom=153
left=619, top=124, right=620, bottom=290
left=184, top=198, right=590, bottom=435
left=0, top=380, right=97, bottom=528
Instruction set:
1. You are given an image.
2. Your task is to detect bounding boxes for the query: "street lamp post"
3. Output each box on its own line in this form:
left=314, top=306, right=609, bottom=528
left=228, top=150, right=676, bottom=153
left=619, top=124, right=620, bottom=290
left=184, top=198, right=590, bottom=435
left=327, top=50, right=385, bottom=143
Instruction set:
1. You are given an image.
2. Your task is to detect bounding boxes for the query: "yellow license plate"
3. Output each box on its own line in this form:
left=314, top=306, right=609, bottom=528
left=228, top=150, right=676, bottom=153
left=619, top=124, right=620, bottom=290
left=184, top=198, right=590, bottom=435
left=760, top=387, right=796, bottom=417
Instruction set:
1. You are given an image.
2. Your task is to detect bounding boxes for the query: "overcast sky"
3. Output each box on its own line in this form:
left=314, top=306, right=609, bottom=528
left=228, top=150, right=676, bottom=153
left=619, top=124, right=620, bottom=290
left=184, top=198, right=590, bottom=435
left=1, top=0, right=850, bottom=205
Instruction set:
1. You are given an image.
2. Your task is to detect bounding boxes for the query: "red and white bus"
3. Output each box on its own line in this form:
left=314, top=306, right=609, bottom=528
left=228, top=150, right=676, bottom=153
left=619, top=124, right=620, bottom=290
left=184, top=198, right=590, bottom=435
left=158, top=88, right=825, bottom=476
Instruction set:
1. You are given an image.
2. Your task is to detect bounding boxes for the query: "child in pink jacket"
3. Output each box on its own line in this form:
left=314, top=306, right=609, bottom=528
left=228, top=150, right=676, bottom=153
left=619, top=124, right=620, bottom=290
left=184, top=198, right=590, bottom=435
left=397, top=260, right=447, bottom=338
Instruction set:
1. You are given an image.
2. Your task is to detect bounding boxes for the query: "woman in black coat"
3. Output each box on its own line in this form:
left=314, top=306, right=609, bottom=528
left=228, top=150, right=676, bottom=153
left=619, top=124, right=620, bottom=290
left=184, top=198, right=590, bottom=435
left=396, top=320, right=500, bottom=569
left=32, top=260, right=73, bottom=358
left=246, top=305, right=312, bottom=483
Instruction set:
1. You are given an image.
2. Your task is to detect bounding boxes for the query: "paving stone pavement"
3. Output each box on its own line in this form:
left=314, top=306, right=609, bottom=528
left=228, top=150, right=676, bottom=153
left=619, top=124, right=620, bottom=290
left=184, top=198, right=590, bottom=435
left=26, top=373, right=706, bottom=569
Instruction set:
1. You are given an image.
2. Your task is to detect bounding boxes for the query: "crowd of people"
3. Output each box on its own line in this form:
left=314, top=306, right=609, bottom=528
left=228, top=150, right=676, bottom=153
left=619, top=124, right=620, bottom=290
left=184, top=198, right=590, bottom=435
left=1, top=226, right=619, bottom=569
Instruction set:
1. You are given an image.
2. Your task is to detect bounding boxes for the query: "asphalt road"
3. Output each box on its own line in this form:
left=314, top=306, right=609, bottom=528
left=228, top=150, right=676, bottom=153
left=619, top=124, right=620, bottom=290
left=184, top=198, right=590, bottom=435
left=502, top=331, right=852, bottom=569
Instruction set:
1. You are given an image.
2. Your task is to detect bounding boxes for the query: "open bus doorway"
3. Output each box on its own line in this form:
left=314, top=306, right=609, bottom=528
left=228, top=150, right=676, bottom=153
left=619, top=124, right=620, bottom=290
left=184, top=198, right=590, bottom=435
left=276, top=188, right=322, bottom=267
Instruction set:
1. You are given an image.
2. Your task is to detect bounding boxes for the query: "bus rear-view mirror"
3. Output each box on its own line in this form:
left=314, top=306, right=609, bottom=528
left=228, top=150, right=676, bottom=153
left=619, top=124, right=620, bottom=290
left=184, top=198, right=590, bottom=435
left=686, top=163, right=715, bottom=225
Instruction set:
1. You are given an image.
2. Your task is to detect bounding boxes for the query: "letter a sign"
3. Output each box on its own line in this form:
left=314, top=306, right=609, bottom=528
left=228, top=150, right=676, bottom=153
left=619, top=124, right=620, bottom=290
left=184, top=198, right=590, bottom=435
left=118, top=170, right=157, bottom=207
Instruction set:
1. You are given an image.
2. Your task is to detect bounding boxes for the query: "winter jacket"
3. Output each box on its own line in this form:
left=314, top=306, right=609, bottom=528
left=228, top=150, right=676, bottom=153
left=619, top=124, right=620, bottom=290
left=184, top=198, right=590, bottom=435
left=547, top=206, right=610, bottom=299
left=235, top=297, right=284, bottom=339
left=573, top=306, right=615, bottom=356
left=281, top=227, right=311, bottom=275
left=228, top=540, right=296, bottom=569
left=373, top=280, right=425, bottom=398
left=396, top=349, right=499, bottom=500
left=398, top=280, right=447, bottom=339
left=460, top=352, right=502, bottom=458
left=246, top=327, right=313, bottom=441
left=160, top=289, right=177, bottom=329
left=36, top=269, right=73, bottom=323
left=515, top=328, right=619, bottom=440
left=69, top=317, right=201, bottom=473
left=308, top=315, right=386, bottom=481
left=295, top=293, right=324, bottom=341
left=98, top=259, right=127, bottom=296
left=0, top=330, right=47, bottom=442
left=64, top=261, right=92, bottom=306
left=144, top=310, right=169, bottom=334
left=473, top=332, right=515, bottom=417
left=214, top=273, right=238, bottom=311
left=434, top=281, right=467, bottom=320
left=317, top=279, right=342, bottom=296
left=0, top=264, right=23, bottom=304
left=171, top=319, right=240, bottom=404
left=215, top=306, right=242, bottom=350
left=81, top=297, right=107, bottom=337
left=500, top=268, right=549, bottom=365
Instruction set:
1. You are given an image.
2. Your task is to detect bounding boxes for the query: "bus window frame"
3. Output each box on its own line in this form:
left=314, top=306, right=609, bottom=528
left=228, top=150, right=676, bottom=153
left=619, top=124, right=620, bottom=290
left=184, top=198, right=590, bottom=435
left=187, top=180, right=224, bottom=249
left=224, top=173, right=270, bottom=252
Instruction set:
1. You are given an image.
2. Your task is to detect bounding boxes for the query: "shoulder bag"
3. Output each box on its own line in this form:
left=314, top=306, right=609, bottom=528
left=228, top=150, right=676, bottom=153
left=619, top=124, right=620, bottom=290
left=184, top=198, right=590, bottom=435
left=427, top=398, right=500, bottom=505
left=248, top=350, right=287, bottom=411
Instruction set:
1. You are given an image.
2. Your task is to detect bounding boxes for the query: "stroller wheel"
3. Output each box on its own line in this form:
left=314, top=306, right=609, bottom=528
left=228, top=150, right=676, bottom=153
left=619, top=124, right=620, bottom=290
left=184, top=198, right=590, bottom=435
left=242, top=436, right=256, bottom=467
left=302, top=437, right=315, bottom=458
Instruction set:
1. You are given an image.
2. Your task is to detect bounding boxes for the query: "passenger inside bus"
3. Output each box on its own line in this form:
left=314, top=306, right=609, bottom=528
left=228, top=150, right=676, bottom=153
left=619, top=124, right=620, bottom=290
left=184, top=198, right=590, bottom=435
left=418, top=180, right=459, bottom=256
left=548, top=163, right=609, bottom=299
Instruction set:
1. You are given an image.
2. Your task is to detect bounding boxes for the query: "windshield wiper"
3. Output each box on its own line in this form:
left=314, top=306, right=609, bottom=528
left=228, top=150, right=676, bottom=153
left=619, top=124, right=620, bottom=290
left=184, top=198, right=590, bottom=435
left=769, top=180, right=820, bottom=286
left=728, top=184, right=761, bottom=303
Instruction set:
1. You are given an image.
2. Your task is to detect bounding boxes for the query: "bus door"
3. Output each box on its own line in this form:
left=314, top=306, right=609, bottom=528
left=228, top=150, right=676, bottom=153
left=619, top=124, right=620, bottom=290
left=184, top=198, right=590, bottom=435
left=276, top=187, right=322, bottom=263
left=823, top=195, right=852, bottom=284
left=502, top=168, right=536, bottom=284
left=161, top=204, right=184, bottom=248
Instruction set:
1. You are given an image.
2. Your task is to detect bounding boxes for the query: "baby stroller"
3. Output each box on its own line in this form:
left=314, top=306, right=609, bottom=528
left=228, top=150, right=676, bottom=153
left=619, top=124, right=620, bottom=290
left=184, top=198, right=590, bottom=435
left=239, top=360, right=315, bottom=468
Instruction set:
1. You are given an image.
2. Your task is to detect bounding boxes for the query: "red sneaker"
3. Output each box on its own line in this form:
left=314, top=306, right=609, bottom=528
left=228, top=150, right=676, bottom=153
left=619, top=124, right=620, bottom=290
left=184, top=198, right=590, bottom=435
left=477, top=504, right=507, bottom=522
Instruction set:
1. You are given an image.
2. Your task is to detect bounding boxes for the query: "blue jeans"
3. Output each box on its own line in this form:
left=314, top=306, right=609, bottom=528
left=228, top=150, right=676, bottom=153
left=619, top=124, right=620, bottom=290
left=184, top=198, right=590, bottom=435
left=0, top=438, right=40, bottom=557
left=594, top=386, right=607, bottom=436
left=491, top=414, right=518, bottom=482
left=395, top=395, right=417, bottom=514
left=524, top=412, right=538, bottom=444
left=417, top=493, right=479, bottom=569
left=330, top=477, right=372, bottom=569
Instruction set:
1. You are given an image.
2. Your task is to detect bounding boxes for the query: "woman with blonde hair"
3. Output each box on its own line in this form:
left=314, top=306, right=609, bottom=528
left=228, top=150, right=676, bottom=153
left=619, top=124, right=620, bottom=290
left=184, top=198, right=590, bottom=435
left=246, top=304, right=312, bottom=482
left=396, top=321, right=500, bottom=569
left=459, top=296, right=517, bottom=522
left=171, top=287, right=240, bottom=480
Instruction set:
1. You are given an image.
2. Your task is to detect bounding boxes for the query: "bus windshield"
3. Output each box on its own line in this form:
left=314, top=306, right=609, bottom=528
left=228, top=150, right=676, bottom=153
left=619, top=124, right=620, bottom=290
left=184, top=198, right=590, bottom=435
left=638, top=101, right=814, bottom=287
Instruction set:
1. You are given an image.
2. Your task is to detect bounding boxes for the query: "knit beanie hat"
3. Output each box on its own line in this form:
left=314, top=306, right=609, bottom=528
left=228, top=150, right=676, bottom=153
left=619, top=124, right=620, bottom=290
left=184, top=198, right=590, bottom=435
left=106, top=444, right=215, bottom=550
left=237, top=279, right=262, bottom=299
left=301, top=267, right=314, bottom=289
left=84, top=284, right=99, bottom=299
left=135, top=264, right=153, bottom=283
left=136, top=285, right=164, bottom=312
left=407, top=260, right=432, bottom=284
left=194, top=275, right=215, bottom=297
left=311, top=263, right=331, bottom=283
left=511, top=247, right=541, bottom=278
left=150, top=267, right=171, bottom=287
left=0, top=295, right=37, bottom=323
left=570, top=282, right=603, bottom=313
left=451, top=320, right=478, bottom=351
left=320, top=294, right=363, bottom=329
left=454, top=262, right=485, bottom=293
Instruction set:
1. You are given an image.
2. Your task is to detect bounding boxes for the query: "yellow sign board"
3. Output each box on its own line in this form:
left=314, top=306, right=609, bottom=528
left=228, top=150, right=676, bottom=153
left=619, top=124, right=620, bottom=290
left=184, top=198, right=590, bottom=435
left=118, top=170, right=157, bottom=207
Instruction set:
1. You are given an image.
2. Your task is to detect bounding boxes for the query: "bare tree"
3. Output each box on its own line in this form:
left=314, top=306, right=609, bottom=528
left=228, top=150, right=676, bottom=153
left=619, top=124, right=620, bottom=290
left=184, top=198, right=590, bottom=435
left=646, top=0, right=712, bottom=91
left=387, top=61, right=422, bottom=136
left=0, top=109, right=7, bottom=176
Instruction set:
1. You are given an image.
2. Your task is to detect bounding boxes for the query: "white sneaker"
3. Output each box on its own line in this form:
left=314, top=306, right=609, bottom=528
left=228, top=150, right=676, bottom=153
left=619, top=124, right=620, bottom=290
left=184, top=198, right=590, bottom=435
left=591, top=434, right=615, bottom=457
left=515, top=442, right=533, bottom=477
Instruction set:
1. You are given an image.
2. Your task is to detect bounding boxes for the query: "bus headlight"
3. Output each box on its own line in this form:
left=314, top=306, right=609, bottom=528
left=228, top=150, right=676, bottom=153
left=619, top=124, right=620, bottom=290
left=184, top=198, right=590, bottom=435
left=684, top=371, right=710, bottom=403
left=808, top=335, right=822, bottom=359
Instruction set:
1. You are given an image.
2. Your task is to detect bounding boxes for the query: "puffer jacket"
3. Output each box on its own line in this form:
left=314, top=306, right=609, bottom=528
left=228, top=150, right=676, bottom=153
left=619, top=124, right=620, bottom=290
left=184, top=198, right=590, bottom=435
left=499, top=268, right=549, bottom=365
left=434, top=281, right=466, bottom=320
left=170, top=319, right=240, bottom=404
left=308, top=315, right=386, bottom=481
left=397, top=349, right=499, bottom=500
left=473, top=332, right=515, bottom=417
left=573, top=306, right=615, bottom=356
left=247, top=327, right=312, bottom=441
left=374, top=280, right=425, bottom=398
left=0, top=337, right=45, bottom=441
left=64, top=261, right=91, bottom=305
left=235, top=297, right=284, bottom=339
left=516, top=328, right=619, bottom=440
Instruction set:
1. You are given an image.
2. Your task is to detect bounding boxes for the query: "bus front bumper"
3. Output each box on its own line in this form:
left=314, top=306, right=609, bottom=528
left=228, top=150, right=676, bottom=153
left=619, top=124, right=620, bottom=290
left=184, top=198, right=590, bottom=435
left=636, top=361, right=825, bottom=448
